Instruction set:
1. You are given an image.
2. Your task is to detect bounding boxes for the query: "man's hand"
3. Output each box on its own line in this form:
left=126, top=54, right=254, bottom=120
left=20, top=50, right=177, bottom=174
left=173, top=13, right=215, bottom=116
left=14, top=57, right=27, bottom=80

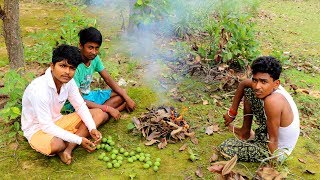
left=81, top=137, right=96, bottom=152
left=125, top=98, right=136, bottom=112
left=90, top=129, right=102, bottom=145
left=223, top=112, right=235, bottom=126
left=107, top=106, right=121, bottom=120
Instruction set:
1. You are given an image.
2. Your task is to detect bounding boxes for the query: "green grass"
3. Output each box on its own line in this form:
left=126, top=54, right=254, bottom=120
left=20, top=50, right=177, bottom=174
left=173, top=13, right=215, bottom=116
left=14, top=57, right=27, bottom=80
left=257, top=0, right=320, bottom=57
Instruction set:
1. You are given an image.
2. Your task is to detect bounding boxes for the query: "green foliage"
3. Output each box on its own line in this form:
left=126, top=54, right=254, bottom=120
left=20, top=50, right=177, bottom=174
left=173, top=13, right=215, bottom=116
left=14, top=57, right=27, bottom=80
left=198, top=0, right=260, bottom=68
left=0, top=70, right=34, bottom=138
left=170, top=0, right=214, bottom=38
left=24, top=5, right=97, bottom=64
left=131, top=0, right=169, bottom=26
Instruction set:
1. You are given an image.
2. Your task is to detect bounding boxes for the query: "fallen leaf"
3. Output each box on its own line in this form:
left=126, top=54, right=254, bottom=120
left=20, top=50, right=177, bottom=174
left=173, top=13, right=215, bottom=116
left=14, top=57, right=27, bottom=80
left=171, top=127, right=183, bottom=138
left=222, top=155, right=238, bottom=175
left=146, top=131, right=161, bottom=141
left=158, top=138, right=167, bottom=149
left=145, top=139, right=159, bottom=146
left=298, top=158, right=306, bottom=164
left=257, top=166, right=281, bottom=180
left=207, top=164, right=224, bottom=173
left=203, top=99, right=209, bottom=105
left=305, top=169, right=315, bottom=175
left=212, top=124, right=219, bottom=132
left=131, top=117, right=141, bottom=129
left=209, top=153, right=219, bottom=162
left=190, top=137, right=199, bottom=145
left=184, top=132, right=195, bottom=137
left=179, top=143, right=188, bottom=151
left=195, top=167, right=204, bottom=178
left=205, top=125, right=214, bottom=135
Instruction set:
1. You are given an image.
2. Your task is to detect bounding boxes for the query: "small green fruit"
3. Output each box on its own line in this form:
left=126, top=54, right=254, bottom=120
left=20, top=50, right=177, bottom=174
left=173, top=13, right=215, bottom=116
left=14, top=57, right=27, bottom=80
left=102, top=137, right=108, bottom=143
left=153, top=166, right=159, bottom=172
left=143, top=163, right=150, bottom=169
left=132, top=156, right=137, bottom=161
left=112, top=149, right=119, bottom=154
left=146, top=161, right=152, bottom=166
left=114, top=163, right=120, bottom=168
left=154, top=161, right=160, bottom=166
left=139, top=156, right=145, bottom=162
left=119, top=148, right=125, bottom=153
left=111, top=154, right=117, bottom=159
left=124, top=152, right=129, bottom=157
left=136, top=147, right=142, bottom=153
left=103, top=156, right=110, bottom=162
left=96, top=144, right=101, bottom=149
left=107, top=163, right=113, bottom=169
left=189, top=154, right=196, bottom=161
left=128, top=158, right=133, bottom=163
left=98, top=154, right=104, bottom=160
left=116, top=156, right=123, bottom=161
left=130, top=151, right=135, bottom=156
left=155, top=158, right=161, bottom=162
left=112, top=160, right=118, bottom=164
left=145, top=153, right=151, bottom=157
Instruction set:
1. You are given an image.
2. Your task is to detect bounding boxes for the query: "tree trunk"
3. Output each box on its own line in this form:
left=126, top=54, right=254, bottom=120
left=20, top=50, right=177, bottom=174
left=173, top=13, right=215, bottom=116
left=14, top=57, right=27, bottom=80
left=0, top=0, right=24, bottom=70
left=127, top=0, right=136, bottom=32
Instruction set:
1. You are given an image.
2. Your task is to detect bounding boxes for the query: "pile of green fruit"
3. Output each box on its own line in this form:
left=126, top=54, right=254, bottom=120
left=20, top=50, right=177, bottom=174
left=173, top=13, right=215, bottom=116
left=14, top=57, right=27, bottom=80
left=96, top=136, right=161, bottom=171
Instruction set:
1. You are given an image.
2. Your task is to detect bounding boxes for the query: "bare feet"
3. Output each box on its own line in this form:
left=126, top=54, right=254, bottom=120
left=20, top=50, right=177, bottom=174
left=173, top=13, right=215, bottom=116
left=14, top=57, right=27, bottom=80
left=228, top=124, right=255, bottom=140
left=58, top=151, right=72, bottom=165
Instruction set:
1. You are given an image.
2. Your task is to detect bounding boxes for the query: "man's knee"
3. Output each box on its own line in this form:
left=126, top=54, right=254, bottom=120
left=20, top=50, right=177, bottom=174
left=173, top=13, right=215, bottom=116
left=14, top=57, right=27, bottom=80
left=50, top=137, right=66, bottom=154
left=90, top=108, right=107, bottom=126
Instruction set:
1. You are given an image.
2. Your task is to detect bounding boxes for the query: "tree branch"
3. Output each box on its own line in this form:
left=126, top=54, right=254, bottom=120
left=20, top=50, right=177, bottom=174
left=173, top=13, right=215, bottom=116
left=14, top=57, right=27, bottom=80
left=0, top=5, right=5, bottom=20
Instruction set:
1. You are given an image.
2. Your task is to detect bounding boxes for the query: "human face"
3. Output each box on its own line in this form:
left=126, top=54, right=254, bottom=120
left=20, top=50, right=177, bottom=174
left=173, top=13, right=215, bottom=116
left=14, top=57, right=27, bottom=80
left=79, top=42, right=100, bottom=62
left=251, top=72, right=280, bottom=99
left=50, top=60, right=76, bottom=87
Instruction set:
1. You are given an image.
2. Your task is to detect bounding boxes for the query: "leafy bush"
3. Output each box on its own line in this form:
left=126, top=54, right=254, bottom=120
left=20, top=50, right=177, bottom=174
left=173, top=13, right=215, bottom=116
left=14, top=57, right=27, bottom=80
left=25, top=5, right=97, bottom=64
left=130, top=0, right=169, bottom=27
left=204, top=12, right=260, bottom=68
left=0, top=70, right=34, bottom=138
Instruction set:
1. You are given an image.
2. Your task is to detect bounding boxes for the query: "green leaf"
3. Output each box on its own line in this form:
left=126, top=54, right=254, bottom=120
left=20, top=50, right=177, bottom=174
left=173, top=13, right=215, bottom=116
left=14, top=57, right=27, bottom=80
left=136, top=0, right=143, bottom=6
left=9, top=132, right=16, bottom=138
left=127, top=122, right=136, bottom=130
left=11, top=107, right=21, bottom=115
left=14, top=122, right=20, bottom=131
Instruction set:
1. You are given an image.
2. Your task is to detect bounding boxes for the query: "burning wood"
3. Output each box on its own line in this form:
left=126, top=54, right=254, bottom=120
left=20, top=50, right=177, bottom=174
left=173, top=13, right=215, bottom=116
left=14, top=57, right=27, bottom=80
left=132, top=106, right=197, bottom=149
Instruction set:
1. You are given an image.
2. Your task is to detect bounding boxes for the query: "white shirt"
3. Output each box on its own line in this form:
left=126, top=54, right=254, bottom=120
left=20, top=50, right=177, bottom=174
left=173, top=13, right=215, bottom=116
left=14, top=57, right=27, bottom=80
left=21, top=68, right=96, bottom=145
left=273, top=85, right=300, bottom=155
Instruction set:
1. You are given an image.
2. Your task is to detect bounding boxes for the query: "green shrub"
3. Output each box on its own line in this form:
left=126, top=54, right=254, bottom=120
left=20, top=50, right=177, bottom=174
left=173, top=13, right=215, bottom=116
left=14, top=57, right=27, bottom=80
left=0, top=70, right=34, bottom=138
left=25, top=5, right=97, bottom=64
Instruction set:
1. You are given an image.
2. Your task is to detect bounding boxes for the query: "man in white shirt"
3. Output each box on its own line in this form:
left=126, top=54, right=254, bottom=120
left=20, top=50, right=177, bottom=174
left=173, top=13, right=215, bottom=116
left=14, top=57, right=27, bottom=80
left=21, top=45, right=108, bottom=165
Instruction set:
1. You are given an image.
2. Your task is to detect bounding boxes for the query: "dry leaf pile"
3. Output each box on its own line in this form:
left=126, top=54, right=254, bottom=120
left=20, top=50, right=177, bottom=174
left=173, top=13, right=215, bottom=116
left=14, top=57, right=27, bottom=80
left=132, top=106, right=198, bottom=149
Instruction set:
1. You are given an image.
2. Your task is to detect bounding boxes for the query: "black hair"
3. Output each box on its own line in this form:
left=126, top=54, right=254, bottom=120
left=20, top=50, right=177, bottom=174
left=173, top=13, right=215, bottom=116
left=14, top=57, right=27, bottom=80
left=52, top=44, right=82, bottom=67
left=78, top=27, right=102, bottom=46
left=251, top=56, right=282, bottom=80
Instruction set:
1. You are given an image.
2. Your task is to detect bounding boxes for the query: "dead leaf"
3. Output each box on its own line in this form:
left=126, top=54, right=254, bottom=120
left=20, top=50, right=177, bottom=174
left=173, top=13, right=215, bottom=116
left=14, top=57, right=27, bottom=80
left=190, top=137, right=199, bottom=145
left=203, top=99, right=209, bottom=105
left=305, top=169, right=315, bottom=175
left=146, top=131, right=161, bottom=141
left=184, top=132, right=195, bottom=137
left=212, top=124, right=219, bottom=132
left=144, top=139, right=159, bottom=146
left=298, top=158, right=306, bottom=164
left=207, top=164, right=224, bottom=173
left=158, top=138, right=167, bottom=149
left=256, top=166, right=281, bottom=180
left=171, top=127, right=183, bottom=138
left=205, top=125, right=214, bottom=135
left=179, top=143, right=188, bottom=151
left=132, top=117, right=141, bottom=129
left=222, top=155, right=238, bottom=175
left=209, top=153, right=219, bottom=162
left=195, top=167, right=204, bottom=178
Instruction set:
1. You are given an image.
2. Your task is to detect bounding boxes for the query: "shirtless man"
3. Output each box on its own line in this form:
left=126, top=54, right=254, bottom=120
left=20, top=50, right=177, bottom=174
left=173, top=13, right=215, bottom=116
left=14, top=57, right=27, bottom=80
left=219, top=56, right=300, bottom=162
left=21, top=45, right=108, bottom=164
